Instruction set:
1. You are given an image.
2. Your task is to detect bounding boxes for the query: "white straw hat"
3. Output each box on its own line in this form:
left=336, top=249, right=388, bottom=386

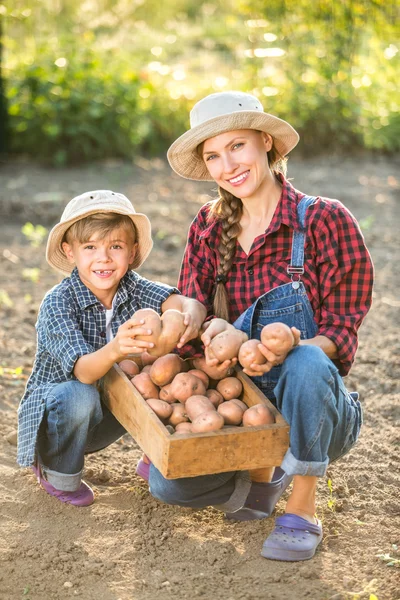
left=46, top=190, right=153, bottom=275
left=167, top=91, right=299, bottom=181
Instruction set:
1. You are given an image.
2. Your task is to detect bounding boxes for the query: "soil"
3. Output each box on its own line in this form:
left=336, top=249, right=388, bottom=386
left=0, top=154, right=399, bottom=600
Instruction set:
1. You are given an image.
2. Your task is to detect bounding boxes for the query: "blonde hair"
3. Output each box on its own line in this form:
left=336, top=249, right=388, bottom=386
left=63, top=212, right=137, bottom=245
left=199, top=135, right=287, bottom=320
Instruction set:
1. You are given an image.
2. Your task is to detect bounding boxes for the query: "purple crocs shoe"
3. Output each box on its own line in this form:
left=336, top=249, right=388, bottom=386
left=261, top=513, right=323, bottom=561
left=226, top=468, right=293, bottom=521
left=32, top=465, right=94, bottom=507
left=135, top=457, right=151, bottom=482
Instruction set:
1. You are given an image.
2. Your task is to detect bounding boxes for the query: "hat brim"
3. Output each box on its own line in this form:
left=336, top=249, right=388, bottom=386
left=46, top=208, right=153, bottom=275
left=167, top=111, right=299, bottom=181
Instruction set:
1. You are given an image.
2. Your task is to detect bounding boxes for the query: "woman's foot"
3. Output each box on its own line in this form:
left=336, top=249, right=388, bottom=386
left=32, top=465, right=94, bottom=507
left=261, top=513, right=322, bottom=561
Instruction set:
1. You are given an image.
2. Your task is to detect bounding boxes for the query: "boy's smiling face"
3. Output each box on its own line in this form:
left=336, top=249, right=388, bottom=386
left=62, top=226, right=137, bottom=308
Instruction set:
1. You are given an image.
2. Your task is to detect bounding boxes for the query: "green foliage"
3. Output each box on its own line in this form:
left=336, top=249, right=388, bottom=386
left=21, top=222, right=48, bottom=246
left=3, top=1, right=399, bottom=163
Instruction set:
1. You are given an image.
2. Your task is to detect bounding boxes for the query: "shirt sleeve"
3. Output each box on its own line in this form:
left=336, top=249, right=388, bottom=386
left=134, top=276, right=180, bottom=314
left=309, top=200, right=374, bottom=375
left=178, top=210, right=217, bottom=317
left=39, top=294, right=95, bottom=378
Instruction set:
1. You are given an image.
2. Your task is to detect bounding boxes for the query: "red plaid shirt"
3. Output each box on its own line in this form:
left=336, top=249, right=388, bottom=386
left=178, top=176, right=373, bottom=376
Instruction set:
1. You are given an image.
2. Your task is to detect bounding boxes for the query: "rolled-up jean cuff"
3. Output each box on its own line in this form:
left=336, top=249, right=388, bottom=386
left=212, top=471, right=251, bottom=513
left=281, top=449, right=329, bottom=477
left=41, top=464, right=83, bottom=492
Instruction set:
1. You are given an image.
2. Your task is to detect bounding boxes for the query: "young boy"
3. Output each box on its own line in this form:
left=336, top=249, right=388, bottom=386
left=17, top=190, right=206, bottom=506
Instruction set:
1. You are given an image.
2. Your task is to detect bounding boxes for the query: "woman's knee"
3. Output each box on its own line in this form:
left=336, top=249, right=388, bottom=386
left=281, top=345, right=337, bottom=386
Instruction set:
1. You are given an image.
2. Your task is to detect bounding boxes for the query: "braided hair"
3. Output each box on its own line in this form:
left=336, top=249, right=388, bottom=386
left=204, top=139, right=287, bottom=320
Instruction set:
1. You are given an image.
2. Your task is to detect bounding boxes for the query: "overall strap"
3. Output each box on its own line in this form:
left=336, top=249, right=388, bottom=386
left=287, top=195, right=317, bottom=278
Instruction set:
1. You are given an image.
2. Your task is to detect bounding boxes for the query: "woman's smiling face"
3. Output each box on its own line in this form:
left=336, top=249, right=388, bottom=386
left=201, top=129, right=273, bottom=200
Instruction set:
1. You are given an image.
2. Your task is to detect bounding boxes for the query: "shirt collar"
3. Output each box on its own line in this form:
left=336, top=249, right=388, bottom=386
left=198, top=174, right=302, bottom=240
left=70, top=268, right=136, bottom=310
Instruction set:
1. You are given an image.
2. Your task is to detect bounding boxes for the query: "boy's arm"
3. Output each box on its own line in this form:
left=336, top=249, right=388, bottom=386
left=73, top=319, right=155, bottom=385
left=161, top=293, right=207, bottom=348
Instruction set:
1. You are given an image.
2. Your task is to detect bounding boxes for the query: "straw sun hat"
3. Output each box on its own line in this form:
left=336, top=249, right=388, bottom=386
left=167, top=91, right=299, bottom=181
left=46, top=190, right=153, bottom=275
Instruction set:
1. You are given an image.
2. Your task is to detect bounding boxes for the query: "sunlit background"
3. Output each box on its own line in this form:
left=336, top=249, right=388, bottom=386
left=1, top=0, right=398, bottom=164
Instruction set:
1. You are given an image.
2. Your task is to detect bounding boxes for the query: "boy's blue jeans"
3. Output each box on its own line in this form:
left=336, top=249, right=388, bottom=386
left=149, top=346, right=362, bottom=513
left=37, top=380, right=126, bottom=491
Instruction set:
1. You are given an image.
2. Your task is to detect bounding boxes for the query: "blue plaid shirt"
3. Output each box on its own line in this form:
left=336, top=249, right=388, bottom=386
left=17, top=268, right=179, bottom=466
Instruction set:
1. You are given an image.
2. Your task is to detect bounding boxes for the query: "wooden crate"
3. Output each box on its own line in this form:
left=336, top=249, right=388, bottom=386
left=102, top=364, right=289, bottom=479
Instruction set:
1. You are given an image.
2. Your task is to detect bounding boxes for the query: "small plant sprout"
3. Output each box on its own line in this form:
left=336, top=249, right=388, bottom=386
left=376, top=544, right=400, bottom=567
left=327, top=478, right=336, bottom=511
left=0, top=290, right=14, bottom=308
left=21, top=222, right=48, bottom=247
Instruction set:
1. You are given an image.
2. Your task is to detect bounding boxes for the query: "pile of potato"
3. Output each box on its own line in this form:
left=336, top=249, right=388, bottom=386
left=118, top=353, right=275, bottom=434
left=117, top=320, right=297, bottom=434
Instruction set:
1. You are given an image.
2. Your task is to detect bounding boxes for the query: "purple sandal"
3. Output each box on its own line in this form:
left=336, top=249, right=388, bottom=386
left=226, top=468, right=293, bottom=521
left=135, top=457, right=151, bottom=482
left=32, top=465, right=94, bottom=507
left=261, top=513, right=322, bottom=561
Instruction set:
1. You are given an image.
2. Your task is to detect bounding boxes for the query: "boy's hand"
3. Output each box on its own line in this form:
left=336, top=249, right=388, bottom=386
left=112, top=319, right=155, bottom=358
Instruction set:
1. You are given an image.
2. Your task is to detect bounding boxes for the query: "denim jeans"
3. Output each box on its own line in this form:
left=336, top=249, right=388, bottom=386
left=149, top=345, right=362, bottom=511
left=37, top=380, right=126, bottom=491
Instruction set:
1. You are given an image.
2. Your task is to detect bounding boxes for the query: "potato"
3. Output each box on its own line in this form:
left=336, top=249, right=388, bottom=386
left=230, top=399, right=248, bottom=412
left=207, top=329, right=248, bottom=362
left=129, top=308, right=188, bottom=358
left=260, top=322, right=295, bottom=355
left=141, top=365, right=152, bottom=373
left=146, top=398, right=173, bottom=420
left=242, top=404, right=275, bottom=427
left=205, top=388, right=224, bottom=408
left=156, top=309, right=187, bottom=356
left=185, top=395, right=215, bottom=421
left=192, top=356, right=231, bottom=381
left=118, top=359, right=140, bottom=378
left=174, top=422, right=193, bottom=434
left=130, top=308, right=162, bottom=350
left=187, top=369, right=210, bottom=389
left=168, top=403, right=189, bottom=427
left=191, top=411, right=224, bottom=433
left=159, top=383, right=175, bottom=403
left=217, top=400, right=245, bottom=425
left=238, top=339, right=267, bottom=370
left=149, top=354, right=185, bottom=387
left=169, top=372, right=206, bottom=403
left=131, top=372, right=160, bottom=399
left=140, top=352, right=158, bottom=366
left=216, top=377, right=243, bottom=400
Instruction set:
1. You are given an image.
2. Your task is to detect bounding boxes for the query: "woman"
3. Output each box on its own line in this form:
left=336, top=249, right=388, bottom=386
left=148, top=91, right=373, bottom=562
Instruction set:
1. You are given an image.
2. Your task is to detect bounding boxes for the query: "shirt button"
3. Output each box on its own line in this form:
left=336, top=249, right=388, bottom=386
left=98, top=306, right=104, bottom=312
left=100, top=332, right=106, bottom=338
left=248, top=269, right=254, bottom=275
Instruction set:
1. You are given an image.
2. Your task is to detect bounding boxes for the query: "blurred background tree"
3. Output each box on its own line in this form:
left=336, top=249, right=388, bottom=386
left=2, top=0, right=399, bottom=164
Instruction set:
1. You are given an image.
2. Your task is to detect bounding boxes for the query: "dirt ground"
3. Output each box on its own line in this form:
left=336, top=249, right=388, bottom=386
left=0, top=154, right=399, bottom=600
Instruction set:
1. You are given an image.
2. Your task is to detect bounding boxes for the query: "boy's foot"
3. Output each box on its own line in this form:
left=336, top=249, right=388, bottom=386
left=32, top=465, right=94, bottom=507
left=261, top=513, right=322, bottom=561
left=135, top=457, right=151, bottom=482
left=225, top=468, right=293, bottom=521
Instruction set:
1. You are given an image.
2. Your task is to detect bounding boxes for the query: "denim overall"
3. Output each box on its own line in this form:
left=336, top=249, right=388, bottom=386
left=233, top=195, right=319, bottom=400
left=149, top=196, right=363, bottom=513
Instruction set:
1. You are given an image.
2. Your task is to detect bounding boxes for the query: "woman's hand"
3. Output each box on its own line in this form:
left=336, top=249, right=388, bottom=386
left=176, top=312, right=203, bottom=348
left=201, top=318, right=238, bottom=373
left=243, top=326, right=301, bottom=377
left=112, top=319, right=154, bottom=358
